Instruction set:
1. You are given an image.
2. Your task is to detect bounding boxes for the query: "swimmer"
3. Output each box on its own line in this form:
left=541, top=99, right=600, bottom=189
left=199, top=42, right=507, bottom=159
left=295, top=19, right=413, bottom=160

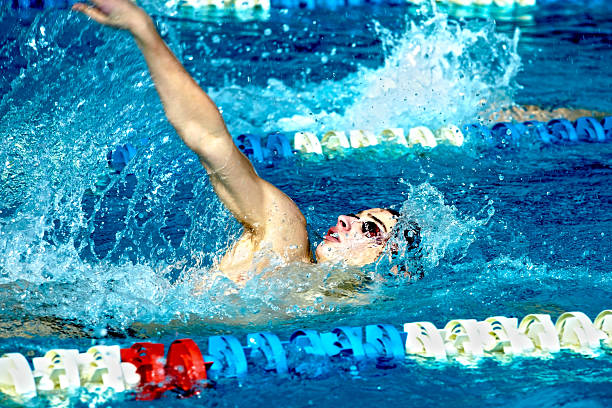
left=72, top=0, right=606, bottom=283
left=489, top=104, right=610, bottom=124
left=73, top=0, right=418, bottom=283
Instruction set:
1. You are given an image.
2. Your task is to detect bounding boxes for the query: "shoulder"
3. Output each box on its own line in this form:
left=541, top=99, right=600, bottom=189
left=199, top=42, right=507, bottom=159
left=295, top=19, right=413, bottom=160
left=259, top=179, right=307, bottom=226
left=258, top=181, right=311, bottom=261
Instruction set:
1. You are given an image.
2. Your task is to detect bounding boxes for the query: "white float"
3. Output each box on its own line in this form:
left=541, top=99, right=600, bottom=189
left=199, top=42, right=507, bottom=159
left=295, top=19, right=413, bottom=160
left=380, top=128, right=408, bottom=146
left=442, top=319, right=486, bottom=358
left=480, top=316, right=534, bottom=356
left=594, top=310, right=612, bottom=347
left=0, top=353, right=36, bottom=399
left=435, top=125, right=465, bottom=146
left=77, top=345, right=139, bottom=392
left=519, top=314, right=560, bottom=354
left=403, top=321, right=447, bottom=360
left=33, top=349, right=81, bottom=392
left=555, top=312, right=607, bottom=353
left=294, top=131, right=323, bottom=154
left=321, top=131, right=350, bottom=151
left=448, top=0, right=473, bottom=6
left=349, top=130, right=379, bottom=148
left=408, top=126, right=438, bottom=148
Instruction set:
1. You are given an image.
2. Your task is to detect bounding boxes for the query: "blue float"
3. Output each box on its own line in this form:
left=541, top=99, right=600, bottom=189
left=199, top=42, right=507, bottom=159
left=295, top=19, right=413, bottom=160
left=575, top=117, right=606, bottom=142
left=522, top=120, right=555, bottom=144
left=246, top=332, right=288, bottom=374
left=320, top=327, right=366, bottom=359
left=547, top=118, right=578, bottom=142
left=236, top=133, right=265, bottom=162
left=602, top=117, right=612, bottom=140
left=491, top=122, right=524, bottom=146
left=363, top=324, right=405, bottom=360
left=265, top=132, right=293, bottom=159
left=207, top=335, right=248, bottom=377
left=15, top=0, right=76, bottom=8
left=289, top=329, right=327, bottom=357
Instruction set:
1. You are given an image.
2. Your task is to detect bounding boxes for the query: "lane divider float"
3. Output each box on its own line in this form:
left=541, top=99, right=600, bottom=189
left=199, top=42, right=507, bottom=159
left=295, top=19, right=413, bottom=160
left=103, top=115, right=611, bottom=171
left=232, top=116, right=612, bottom=162
left=1, top=309, right=610, bottom=403
left=179, top=0, right=271, bottom=10
left=407, top=0, right=536, bottom=8
left=13, top=0, right=78, bottom=9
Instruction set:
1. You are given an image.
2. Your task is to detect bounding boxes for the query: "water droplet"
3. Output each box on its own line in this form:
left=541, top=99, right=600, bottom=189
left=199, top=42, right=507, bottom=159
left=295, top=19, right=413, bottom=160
left=94, top=327, right=108, bottom=337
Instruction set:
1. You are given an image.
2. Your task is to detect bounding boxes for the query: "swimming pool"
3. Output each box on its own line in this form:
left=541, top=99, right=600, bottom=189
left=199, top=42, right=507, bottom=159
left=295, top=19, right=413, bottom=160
left=1, top=0, right=611, bottom=406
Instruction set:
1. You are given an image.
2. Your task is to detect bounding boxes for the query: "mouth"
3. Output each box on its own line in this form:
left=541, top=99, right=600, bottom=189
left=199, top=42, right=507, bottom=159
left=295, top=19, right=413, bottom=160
left=324, top=227, right=340, bottom=243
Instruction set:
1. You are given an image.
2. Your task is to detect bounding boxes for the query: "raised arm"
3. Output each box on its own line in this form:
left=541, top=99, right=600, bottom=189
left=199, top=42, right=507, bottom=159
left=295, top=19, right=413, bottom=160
left=73, top=0, right=305, bottom=237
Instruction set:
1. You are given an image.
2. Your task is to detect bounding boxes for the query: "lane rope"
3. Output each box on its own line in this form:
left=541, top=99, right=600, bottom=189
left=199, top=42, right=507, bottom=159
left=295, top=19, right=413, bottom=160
left=406, top=0, right=537, bottom=7
left=1, top=309, right=610, bottom=402
left=103, top=116, right=611, bottom=170
left=231, top=116, right=612, bottom=162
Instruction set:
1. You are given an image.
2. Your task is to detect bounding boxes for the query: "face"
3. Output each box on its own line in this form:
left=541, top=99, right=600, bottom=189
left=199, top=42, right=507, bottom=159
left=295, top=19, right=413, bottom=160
left=316, top=208, right=398, bottom=266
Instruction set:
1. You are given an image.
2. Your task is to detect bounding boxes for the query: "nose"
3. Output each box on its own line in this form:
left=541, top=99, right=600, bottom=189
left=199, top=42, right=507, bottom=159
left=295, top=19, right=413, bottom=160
left=337, top=215, right=354, bottom=232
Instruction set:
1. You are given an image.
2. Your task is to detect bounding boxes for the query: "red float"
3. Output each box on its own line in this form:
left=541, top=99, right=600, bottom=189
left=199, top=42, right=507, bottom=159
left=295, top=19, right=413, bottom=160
left=120, top=342, right=167, bottom=400
left=165, top=339, right=213, bottom=395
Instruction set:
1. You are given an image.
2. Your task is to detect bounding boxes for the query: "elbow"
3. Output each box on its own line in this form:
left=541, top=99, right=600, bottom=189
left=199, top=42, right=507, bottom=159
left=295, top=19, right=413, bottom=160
left=171, top=119, right=229, bottom=155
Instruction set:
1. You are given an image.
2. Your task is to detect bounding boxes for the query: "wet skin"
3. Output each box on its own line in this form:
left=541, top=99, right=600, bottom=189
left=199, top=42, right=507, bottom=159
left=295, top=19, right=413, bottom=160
left=73, top=0, right=402, bottom=283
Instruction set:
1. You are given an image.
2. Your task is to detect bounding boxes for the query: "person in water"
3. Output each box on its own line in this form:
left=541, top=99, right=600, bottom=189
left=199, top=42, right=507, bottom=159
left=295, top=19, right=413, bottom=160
left=73, top=0, right=419, bottom=283
left=73, top=0, right=607, bottom=283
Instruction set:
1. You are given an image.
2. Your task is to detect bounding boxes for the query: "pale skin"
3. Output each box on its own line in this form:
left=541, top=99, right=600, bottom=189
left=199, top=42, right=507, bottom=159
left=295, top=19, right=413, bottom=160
left=73, top=0, right=399, bottom=283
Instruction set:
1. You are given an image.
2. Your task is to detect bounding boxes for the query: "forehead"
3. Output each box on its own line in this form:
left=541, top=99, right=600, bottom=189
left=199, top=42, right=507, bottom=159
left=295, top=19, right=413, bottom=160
left=356, top=208, right=398, bottom=229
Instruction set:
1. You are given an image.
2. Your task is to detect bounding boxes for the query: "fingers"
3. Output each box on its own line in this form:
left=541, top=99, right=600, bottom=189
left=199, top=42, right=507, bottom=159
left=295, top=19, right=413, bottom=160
left=88, top=0, right=114, bottom=14
left=72, top=3, right=109, bottom=25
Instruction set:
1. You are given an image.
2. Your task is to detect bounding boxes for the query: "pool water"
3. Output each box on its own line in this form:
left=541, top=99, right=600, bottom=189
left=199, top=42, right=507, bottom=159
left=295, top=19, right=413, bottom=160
left=1, top=0, right=611, bottom=406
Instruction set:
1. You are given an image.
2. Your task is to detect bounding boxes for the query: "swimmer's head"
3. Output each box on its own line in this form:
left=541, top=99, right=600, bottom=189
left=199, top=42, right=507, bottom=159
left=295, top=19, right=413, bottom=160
left=315, top=208, right=420, bottom=266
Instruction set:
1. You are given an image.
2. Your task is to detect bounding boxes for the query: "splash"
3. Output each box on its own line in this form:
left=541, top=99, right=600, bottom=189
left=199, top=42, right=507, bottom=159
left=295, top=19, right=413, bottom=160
left=375, top=182, right=493, bottom=279
left=0, top=4, right=514, bottom=332
left=342, top=12, right=521, bottom=130
left=252, top=5, right=522, bottom=134
left=0, top=6, right=233, bottom=329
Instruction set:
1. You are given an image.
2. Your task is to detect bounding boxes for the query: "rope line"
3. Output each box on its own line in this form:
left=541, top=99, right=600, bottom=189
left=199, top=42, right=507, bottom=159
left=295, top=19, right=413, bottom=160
left=1, top=310, right=610, bottom=402
left=232, top=116, right=612, bottom=162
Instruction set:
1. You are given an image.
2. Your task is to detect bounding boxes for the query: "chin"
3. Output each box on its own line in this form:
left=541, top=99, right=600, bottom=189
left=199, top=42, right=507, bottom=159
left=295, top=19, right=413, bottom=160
left=316, top=242, right=382, bottom=266
left=315, top=242, right=342, bottom=264
left=314, top=244, right=331, bottom=263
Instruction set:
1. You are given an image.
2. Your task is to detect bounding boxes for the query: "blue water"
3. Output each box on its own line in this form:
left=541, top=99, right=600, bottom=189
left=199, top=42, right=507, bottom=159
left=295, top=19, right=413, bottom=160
left=1, top=0, right=611, bottom=406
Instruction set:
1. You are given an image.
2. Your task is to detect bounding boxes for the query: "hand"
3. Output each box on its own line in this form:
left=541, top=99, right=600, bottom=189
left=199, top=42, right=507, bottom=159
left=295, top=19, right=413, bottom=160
left=72, top=0, right=148, bottom=33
